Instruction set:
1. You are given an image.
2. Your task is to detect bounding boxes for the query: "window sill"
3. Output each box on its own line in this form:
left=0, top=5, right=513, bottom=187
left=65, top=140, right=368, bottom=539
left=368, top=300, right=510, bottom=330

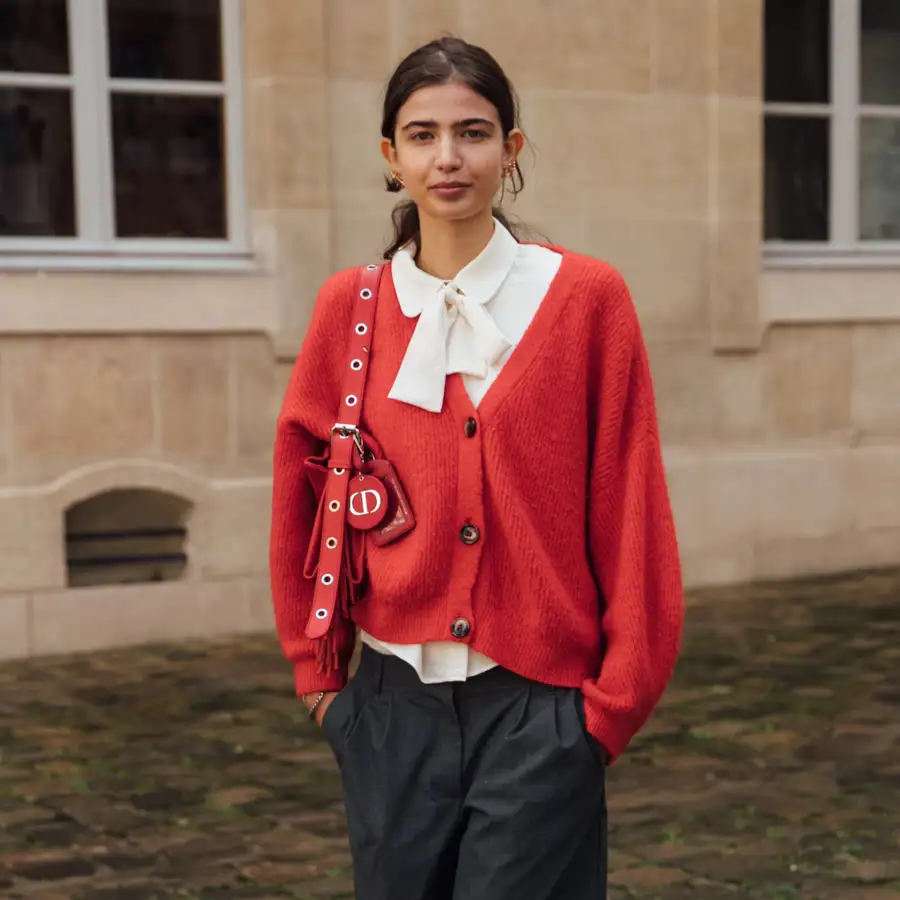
left=0, top=255, right=280, bottom=335
left=0, top=249, right=259, bottom=274
left=763, top=247, right=900, bottom=271
left=761, top=264, right=900, bottom=325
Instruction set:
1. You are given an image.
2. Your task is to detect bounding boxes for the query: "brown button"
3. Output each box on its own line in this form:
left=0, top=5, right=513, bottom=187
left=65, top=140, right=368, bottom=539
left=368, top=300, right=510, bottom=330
left=451, top=617, right=471, bottom=639
left=464, top=417, right=477, bottom=438
left=460, top=525, right=480, bottom=545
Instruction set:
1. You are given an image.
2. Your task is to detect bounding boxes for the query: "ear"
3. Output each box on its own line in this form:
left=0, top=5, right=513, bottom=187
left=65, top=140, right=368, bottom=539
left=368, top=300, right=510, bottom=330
left=381, top=137, right=397, bottom=167
left=503, top=129, right=526, bottom=166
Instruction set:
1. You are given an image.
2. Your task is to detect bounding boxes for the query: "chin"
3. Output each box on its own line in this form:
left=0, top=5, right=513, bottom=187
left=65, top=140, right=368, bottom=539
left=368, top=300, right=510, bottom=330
left=420, top=198, right=490, bottom=224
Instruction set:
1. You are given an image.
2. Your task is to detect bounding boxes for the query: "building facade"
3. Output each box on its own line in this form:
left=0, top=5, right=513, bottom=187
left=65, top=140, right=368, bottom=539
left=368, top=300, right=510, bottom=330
left=1, top=0, right=898, bottom=660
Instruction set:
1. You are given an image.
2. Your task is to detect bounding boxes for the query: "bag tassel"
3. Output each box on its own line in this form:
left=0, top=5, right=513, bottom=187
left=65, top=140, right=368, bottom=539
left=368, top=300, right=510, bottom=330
left=313, top=525, right=362, bottom=674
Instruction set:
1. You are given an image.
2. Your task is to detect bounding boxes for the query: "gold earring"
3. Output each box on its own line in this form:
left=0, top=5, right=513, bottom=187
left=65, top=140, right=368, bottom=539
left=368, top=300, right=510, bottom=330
left=503, top=163, right=516, bottom=180
left=390, top=170, right=405, bottom=189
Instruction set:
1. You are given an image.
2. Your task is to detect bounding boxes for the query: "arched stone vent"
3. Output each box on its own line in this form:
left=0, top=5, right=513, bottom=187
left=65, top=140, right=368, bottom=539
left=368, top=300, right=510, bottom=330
left=65, top=489, right=192, bottom=588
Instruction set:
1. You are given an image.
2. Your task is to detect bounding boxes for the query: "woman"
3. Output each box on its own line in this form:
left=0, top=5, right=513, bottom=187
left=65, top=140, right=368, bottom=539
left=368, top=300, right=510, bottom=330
left=270, top=36, right=683, bottom=900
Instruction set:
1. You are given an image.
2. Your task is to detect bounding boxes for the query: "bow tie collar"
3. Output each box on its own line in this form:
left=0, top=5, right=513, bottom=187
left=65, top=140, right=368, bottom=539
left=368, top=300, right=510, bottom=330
left=388, top=220, right=519, bottom=413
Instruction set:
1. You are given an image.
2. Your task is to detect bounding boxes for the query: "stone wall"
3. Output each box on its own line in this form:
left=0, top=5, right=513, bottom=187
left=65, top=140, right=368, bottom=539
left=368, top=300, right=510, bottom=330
left=1, top=0, right=899, bottom=660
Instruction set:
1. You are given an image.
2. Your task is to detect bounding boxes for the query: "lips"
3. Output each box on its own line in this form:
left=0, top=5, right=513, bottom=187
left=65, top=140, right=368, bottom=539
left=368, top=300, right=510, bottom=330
left=429, top=182, right=471, bottom=198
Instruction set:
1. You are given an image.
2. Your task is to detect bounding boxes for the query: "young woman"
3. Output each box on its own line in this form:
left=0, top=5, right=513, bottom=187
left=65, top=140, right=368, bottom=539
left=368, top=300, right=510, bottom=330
left=270, top=36, right=683, bottom=900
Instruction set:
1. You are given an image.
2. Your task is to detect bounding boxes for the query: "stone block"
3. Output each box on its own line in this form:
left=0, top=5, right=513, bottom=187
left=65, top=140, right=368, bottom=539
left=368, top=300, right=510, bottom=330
left=462, top=0, right=652, bottom=93
left=232, top=337, right=278, bottom=462
left=246, top=78, right=331, bottom=211
left=653, top=0, right=714, bottom=95
left=644, top=339, right=715, bottom=442
left=766, top=325, right=853, bottom=438
left=31, top=577, right=272, bottom=657
left=851, top=324, right=900, bottom=437
left=717, top=101, right=763, bottom=221
left=393, top=0, right=462, bottom=56
left=0, top=595, right=30, bottom=659
left=528, top=93, right=709, bottom=219
left=157, top=338, right=230, bottom=461
left=713, top=352, right=767, bottom=440
left=583, top=219, right=709, bottom=335
left=716, top=0, right=763, bottom=98
left=244, top=0, right=326, bottom=79
left=326, top=0, right=394, bottom=80
left=0, top=493, right=65, bottom=591
left=710, top=220, right=764, bottom=350
left=7, top=337, right=155, bottom=462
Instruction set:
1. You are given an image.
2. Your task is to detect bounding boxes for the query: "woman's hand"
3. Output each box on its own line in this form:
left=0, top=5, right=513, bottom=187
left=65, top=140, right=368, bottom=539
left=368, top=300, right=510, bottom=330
left=303, top=691, right=340, bottom=726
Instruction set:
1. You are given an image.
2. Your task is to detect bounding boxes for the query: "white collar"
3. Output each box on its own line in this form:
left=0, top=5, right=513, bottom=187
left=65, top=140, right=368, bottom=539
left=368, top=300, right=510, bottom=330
left=388, top=220, right=519, bottom=413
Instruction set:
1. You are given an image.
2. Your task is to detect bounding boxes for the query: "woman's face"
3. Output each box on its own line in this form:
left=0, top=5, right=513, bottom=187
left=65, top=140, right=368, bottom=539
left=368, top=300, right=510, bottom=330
left=382, top=81, right=523, bottom=227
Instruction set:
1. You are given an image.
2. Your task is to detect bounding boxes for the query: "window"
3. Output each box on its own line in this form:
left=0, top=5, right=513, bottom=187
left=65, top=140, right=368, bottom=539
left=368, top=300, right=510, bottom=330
left=0, top=0, right=245, bottom=264
left=765, top=0, right=900, bottom=256
left=65, top=488, right=192, bottom=588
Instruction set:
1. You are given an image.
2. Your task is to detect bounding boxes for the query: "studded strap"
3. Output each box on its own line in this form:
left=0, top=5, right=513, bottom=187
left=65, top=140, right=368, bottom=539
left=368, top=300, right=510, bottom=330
left=305, top=263, right=384, bottom=640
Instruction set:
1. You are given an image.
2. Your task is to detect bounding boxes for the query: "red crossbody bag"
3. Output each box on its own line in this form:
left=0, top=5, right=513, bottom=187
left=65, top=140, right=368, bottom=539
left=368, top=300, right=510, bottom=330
left=301, top=264, right=416, bottom=671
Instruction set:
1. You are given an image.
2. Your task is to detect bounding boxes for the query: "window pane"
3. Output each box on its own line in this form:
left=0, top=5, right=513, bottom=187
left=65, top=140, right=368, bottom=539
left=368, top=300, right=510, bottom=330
left=859, top=118, right=900, bottom=240
left=0, top=0, right=69, bottom=74
left=764, top=0, right=830, bottom=104
left=764, top=116, right=829, bottom=241
left=0, top=89, right=75, bottom=236
left=111, top=94, right=226, bottom=239
left=107, top=0, right=222, bottom=82
left=861, top=0, right=900, bottom=105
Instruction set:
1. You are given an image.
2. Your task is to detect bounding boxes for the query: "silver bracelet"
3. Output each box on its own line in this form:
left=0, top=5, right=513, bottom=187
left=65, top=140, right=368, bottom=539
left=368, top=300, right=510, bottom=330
left=306, top=690, right=327, bottom=720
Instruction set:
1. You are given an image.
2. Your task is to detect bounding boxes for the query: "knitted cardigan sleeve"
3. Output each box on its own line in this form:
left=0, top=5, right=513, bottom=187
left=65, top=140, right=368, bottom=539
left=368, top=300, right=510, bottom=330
left=581, top=272, right=685, bottom=763
left=270, top=268, right=359, bottom=698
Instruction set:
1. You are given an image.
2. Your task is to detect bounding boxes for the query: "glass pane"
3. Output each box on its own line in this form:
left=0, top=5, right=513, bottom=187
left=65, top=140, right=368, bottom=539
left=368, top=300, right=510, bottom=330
left=764, top=115, right=829, bottom=242
left=111, top=93, right=226, bottom=239
left=107, top=0, right=222, bottom=81
left=0, top=0, right=69, bottom=74
left=859, top=118, right=900, bottom=240
left=0, top=88, right=75, bottom=236
left=764, top=0, right=830, bottom=104
left=861, top=0, right=900, bottom=105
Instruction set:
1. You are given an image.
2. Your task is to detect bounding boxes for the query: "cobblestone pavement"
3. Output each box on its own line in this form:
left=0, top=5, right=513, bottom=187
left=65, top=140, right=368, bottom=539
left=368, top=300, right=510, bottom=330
left=1, top=569, right=899, bottom=899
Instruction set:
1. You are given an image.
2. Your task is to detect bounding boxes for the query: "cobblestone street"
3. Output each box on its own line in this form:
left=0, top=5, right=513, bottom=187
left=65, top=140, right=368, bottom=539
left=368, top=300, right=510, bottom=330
left=1, top=569, right=899, bottom=899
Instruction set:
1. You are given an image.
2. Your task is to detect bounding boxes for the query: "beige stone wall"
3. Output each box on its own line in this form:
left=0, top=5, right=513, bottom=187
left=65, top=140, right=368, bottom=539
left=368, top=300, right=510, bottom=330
left=2, top=0, right=900, bottom=661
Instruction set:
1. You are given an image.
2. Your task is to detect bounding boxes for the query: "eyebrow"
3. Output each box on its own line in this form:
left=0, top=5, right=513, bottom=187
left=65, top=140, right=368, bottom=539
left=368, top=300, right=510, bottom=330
left=400, top=117, right=496, bottom=131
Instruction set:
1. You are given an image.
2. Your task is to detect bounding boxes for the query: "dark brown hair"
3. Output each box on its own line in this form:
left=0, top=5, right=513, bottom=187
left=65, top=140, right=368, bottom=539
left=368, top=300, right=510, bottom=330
left=381, top=36, right=525, bottom=260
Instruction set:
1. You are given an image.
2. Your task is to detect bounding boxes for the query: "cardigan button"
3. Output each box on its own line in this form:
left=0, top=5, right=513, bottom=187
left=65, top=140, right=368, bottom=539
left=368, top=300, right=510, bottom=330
left=464, top=417, right=477, bottom=438
left=450, top=617, right=471, bottom=639
left=460, top=524, right=480, bottom=545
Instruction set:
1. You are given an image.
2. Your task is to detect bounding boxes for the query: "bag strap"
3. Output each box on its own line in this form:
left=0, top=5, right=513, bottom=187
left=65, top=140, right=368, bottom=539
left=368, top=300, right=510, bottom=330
left=305, top=263, right=384, bottom=642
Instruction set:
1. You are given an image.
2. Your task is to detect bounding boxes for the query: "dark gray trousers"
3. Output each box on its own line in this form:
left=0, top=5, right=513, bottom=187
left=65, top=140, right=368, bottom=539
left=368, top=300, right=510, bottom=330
left=321, top=645, right=607, bottom=900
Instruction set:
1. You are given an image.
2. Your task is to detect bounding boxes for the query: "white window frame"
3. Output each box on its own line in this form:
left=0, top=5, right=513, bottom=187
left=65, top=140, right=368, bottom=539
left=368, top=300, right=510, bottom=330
left=764, top=0, right=900, bottom=268
left=0, top=0, right=248, bottom=270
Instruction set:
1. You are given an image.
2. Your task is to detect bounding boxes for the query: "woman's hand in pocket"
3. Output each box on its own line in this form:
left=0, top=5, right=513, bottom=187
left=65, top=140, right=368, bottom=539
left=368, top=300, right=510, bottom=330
left=303, top=691, right=340, bottom=727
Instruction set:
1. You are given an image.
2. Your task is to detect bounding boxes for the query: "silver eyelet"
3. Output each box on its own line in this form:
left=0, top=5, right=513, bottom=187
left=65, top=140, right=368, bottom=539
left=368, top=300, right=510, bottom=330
left=326, top=537, right=338, bottom=549
left=355, top=323, right=368, bottom=335
left=315, top=606, right=329, bottom=617
left=360, top=288, right=373, bottom=300
left=345, top=395, right=358, bottom=407
left=328, top=500, right=341, bottom=512
left=333, top=468, right=345, bottom=476
left=320, top=574, right=334, bottom=587
left=366, top=264, right=378, bottom=270
left=350, top=359, right=363, bottom=371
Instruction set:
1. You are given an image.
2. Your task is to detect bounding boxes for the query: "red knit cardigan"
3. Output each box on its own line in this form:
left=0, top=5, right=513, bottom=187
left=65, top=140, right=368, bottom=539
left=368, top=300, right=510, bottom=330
left=270, top=248, right=684, bottom=761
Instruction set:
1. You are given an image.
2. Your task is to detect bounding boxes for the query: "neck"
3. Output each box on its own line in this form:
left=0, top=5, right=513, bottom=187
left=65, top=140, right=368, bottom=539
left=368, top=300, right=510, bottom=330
left=415, top=210, right=495, bottom=280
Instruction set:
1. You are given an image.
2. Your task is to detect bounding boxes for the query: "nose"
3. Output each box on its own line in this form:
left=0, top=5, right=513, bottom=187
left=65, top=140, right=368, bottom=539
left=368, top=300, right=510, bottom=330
left=435, top=133, right=462, bottom=172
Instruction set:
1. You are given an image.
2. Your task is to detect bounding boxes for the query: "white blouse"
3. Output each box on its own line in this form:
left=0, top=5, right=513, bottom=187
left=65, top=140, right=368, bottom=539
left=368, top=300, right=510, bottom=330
left=360, top=219, right=563, bottom=683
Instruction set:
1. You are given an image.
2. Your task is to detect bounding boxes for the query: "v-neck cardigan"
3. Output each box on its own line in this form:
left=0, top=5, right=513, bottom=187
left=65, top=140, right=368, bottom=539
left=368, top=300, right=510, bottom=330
left=270, top=247, right=684, bottom=762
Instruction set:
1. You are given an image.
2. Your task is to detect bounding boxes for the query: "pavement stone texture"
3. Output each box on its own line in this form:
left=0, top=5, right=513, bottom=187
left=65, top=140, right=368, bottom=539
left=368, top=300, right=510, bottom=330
left=1, top=568, right=899, bottom=899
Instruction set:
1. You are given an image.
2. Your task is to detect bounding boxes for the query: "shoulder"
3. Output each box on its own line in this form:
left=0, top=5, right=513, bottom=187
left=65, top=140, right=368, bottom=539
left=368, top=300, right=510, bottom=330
left=553, top=249, right=640, bottom=339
